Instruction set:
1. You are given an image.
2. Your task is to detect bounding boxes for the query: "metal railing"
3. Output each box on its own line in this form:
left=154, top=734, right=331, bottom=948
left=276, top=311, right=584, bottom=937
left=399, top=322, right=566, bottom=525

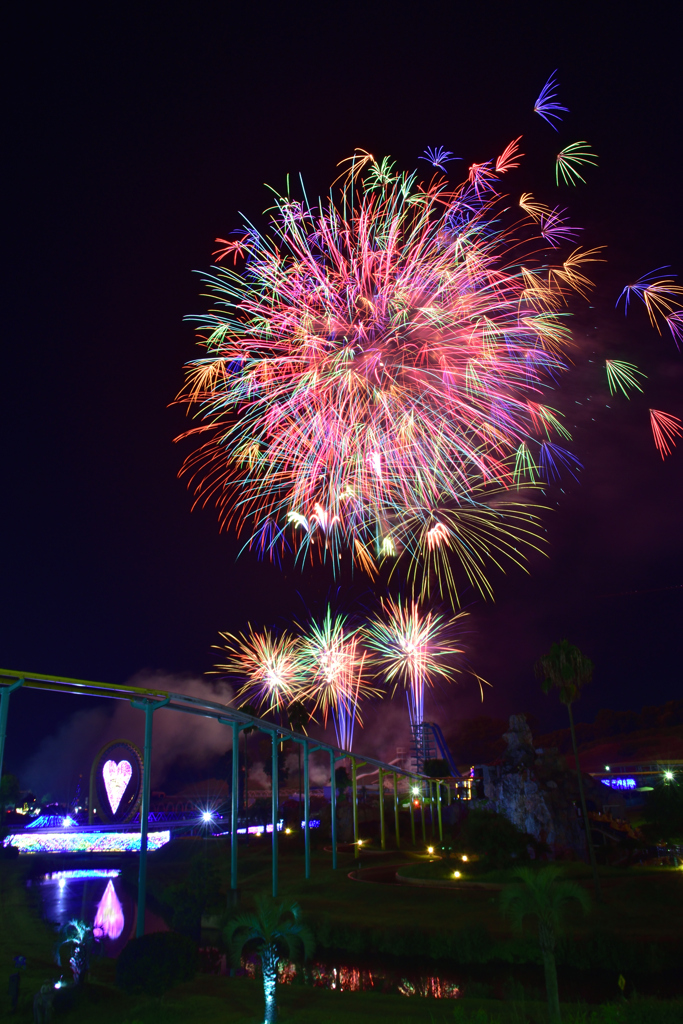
left=1, top=668, right=455, bottom=935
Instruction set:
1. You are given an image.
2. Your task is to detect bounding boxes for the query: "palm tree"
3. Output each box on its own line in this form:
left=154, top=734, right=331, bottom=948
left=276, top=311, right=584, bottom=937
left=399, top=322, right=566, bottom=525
left=224, top=894, right=314, bottom=1024
left=534, top=640, right=602, bottom=900
left=500, top=865, right=590, bottom=1024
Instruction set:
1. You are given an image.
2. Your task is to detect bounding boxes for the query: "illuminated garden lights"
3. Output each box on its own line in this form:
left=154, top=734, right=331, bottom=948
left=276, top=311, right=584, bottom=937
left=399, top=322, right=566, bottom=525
left=4, top=830, right=171, bottom=855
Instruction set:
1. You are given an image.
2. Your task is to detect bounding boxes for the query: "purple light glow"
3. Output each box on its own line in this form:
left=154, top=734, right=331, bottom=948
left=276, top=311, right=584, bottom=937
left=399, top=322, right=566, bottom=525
left=94, top=880, right=125, bottom=940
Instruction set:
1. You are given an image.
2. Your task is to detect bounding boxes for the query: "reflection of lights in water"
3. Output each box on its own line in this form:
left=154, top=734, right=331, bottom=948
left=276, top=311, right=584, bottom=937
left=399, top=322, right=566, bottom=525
left=45, top=870, right=120, bottom=881
left=242, top=957, right=460, bottom=998
left=94, top=881, right=125, bottom=940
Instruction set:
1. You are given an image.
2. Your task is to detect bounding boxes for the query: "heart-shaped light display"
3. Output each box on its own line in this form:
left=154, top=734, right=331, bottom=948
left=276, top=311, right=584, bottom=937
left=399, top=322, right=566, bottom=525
left=102, top=759, right=132, bottom=815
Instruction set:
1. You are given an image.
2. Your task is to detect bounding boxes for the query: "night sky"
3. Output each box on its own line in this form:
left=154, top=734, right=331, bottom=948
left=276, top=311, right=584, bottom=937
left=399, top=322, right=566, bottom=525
left=3, top=2, right=682, bottom=788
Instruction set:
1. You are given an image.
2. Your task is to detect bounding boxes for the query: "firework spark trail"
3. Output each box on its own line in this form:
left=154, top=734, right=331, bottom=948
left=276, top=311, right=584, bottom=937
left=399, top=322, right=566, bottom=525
left=605, top=360, right=646, bottom=397
left=214, top=628, right=305, bottom=714
left=616, top=268, right=683, bottom=332
left=362, top=598, right=466, bottom=730
left=178, top=146, right=603, bottom=602
left=649, top=409, right=683, bottom=459
left=555, top=143, right=599, bottom=186
left=297, top=607, right=377, bottom=750
left=533, top=71, right=569, bottom=130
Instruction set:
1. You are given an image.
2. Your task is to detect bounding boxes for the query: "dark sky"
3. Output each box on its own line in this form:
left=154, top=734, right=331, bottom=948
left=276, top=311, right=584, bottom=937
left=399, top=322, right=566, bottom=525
left=3, top=2, right=682, bottom=781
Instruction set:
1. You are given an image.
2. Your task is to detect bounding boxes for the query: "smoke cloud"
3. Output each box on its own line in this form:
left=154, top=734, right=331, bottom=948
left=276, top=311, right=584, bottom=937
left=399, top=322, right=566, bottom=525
left=21, top=671, right=234, bottom=804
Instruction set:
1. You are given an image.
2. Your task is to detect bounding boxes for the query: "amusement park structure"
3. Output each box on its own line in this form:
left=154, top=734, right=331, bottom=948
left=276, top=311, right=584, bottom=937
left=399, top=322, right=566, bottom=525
left=0, top=669, right=464, bottom=938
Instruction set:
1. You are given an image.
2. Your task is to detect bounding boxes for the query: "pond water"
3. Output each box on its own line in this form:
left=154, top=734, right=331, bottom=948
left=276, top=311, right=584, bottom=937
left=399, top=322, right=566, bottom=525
left=242, top=955, right=461, bottom=999
left=29, top=873, right=681, bottom=1004
left=29, top=870, right=167, bottom=959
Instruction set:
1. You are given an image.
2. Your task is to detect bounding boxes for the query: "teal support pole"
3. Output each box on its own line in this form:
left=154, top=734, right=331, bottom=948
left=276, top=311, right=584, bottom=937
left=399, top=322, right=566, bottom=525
left=430, top=780, right=436, bottom=840
left=410, top=789, right=416, bottom=846
left=271, top=731, right=279, bottom=898
left=231, top=721, right=240, bottom=892
left=393, top=773, right=400, bottom=849
left=0, top=679, right=23, bottom=780
left=131, top=697, right=169, bottom=938
left=378, top=767, right=386, bottom=850
left=303, top=740, right=310, bottom=880
left=437, top=781, right=443, bottom=843
left=351, top=757, right=359, bottom=845
left=330, top=751, right=337, bottom=870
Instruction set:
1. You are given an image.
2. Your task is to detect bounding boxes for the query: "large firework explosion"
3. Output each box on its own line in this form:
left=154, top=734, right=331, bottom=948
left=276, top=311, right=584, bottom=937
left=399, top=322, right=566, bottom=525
left=178, top=140, right=596, bottom=602
left=176, top=71, right=683, bottom=600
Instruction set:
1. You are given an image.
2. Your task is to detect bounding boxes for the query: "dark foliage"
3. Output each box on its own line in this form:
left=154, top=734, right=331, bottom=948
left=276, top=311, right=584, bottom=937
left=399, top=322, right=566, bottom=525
left=424, top=758, right=450, bottom=778
left=0, top=773, right=20, bottom=811
left=263, top=744, right=290, bottom=789
left=335, top=766, right=351, bottom=794
left=116, top=931, right=198, bottom=997
left=640, top=781, right=683, bottom=844
left=454, top=809, right=537, bottom=869
left=161, top=859, right=221, bottom=941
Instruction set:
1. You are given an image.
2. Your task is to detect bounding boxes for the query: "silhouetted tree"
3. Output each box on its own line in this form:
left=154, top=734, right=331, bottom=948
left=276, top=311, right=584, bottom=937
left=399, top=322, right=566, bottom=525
left=501, top=865, right=590, bottom=1024
left=535, top=640, right=601, bottom=900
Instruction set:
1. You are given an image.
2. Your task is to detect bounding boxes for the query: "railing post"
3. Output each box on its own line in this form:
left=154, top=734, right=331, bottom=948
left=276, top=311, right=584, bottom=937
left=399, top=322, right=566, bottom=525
left=393, top=772, right=400, bottom=849
left=421, top=783, right=427, bottom=844
left=430, top=780, right=436, bottom=840
left=410, top=786, right=416, bottom=846
left=131, top=697, right=169, bottom=938
left=436, top=781, right=443, bottom=843
left=271, top=731, right=279, bottom=898
left=330, top=751, right=337, bottom=870
left=378, top=767, right=385, bottom=850
left=351, top=757, right=359, bottom=845
left=0, top=679, right=23, bottom=781
left=304, top=739, right=310, bottom=880
left=231, top=721, right=240, bottom=892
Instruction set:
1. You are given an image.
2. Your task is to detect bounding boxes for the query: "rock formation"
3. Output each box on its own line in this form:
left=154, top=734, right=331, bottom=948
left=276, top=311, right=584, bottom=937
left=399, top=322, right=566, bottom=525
left=472, top=713, right=602, bottom=858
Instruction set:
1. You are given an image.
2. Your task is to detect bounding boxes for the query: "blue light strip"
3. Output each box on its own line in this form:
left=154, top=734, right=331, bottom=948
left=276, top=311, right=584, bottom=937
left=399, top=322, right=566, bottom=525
left=600, top=777, right=637, bottom=790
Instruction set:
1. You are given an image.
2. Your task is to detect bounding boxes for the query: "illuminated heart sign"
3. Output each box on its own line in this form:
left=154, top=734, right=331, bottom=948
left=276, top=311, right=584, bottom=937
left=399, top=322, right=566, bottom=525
left=102, top=759, right=132, bottom=815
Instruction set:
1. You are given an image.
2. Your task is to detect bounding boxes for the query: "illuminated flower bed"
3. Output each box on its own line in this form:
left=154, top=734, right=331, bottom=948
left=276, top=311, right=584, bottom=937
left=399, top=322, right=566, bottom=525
left=4, top=830, right=170, bottom=854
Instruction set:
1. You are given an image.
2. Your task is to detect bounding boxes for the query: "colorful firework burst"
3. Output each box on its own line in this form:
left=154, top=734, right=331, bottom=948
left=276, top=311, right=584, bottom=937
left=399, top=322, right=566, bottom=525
left=362, top=598, right=468, bottom=729
left=178, top=141, right=600, bottom=603
left=214, top=627, right=305, bottom=713
left=297, top=606, right=377, bottom=750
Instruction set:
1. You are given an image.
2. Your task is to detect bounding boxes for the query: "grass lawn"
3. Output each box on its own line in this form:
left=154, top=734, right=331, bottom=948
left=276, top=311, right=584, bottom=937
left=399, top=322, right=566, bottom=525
left=138, top=835, right=683, bottom=944
left=2, top=853, right=683, bottom=1023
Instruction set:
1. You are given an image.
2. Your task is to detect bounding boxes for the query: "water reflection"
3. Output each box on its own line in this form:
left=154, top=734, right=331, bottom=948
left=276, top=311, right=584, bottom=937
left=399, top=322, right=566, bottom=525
left=35, top=873, right=134, bottom=957
left=94, top=880, right=125, bottom=940
left=241, top=957, right=460, bottom=999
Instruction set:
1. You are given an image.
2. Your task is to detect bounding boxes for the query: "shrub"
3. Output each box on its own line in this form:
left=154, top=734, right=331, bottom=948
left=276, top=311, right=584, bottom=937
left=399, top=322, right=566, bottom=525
left=116, top=931, right=197, bottom=997
left=161, top=859, right=221, bottom=941
left=455, top=809, right=537, bottom=869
